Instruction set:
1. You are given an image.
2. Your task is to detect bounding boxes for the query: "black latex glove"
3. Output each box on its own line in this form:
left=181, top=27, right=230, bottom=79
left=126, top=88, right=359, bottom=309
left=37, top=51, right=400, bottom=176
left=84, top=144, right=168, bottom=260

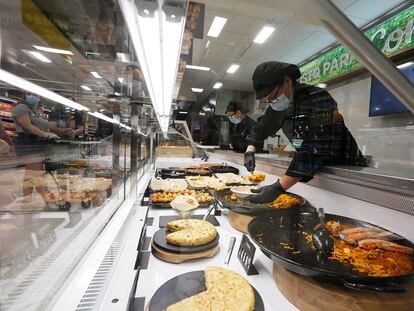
left=244, top=151, right=255, bottom=172
left=245, top=180, right=285, bottom=204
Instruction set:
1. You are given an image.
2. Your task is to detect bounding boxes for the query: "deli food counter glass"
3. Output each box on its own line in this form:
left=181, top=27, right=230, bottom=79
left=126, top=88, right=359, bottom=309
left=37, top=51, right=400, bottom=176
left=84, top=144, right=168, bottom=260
left=1, top=0, right=414, bottom=311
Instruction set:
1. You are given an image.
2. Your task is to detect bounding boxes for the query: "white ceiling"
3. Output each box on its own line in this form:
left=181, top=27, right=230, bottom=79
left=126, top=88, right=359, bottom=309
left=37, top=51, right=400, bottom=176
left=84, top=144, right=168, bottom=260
left=184, top=0, right=407, bottom=104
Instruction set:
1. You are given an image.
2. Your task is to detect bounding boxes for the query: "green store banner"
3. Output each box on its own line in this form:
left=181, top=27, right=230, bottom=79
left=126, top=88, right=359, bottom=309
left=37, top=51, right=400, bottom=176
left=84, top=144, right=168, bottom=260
left=299, top=5, right=414, bottom=85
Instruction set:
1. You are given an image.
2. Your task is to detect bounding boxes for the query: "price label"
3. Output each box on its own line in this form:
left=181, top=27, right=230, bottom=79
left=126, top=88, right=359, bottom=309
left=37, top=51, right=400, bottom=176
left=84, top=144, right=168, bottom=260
left=237, top=234, right=258, bottom=275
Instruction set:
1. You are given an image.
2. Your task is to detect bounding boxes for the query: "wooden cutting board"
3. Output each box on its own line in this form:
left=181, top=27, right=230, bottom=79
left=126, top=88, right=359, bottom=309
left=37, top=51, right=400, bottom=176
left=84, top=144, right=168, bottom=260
left=273, top=263, right=414, bottom=311
left=151, top=241, right=219, bottom=264
left=228, top=210, right=255, bottom=233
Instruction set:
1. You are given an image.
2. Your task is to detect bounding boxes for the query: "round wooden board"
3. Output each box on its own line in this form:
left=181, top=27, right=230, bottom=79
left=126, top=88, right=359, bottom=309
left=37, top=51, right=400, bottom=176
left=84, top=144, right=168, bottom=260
left=151, top=241, right=220, bottom=263
left=273, top=263, right=414, bottom=311
left=229, top=210, right=255, bottom=233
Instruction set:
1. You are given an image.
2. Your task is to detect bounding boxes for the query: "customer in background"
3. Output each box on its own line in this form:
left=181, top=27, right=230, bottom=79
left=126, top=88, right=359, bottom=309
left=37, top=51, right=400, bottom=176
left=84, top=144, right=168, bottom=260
left=0, top=121, right=14, bottom=154
left=225, top=101, right=259, bottom=153
left=12, top=93, right=72, bottom=202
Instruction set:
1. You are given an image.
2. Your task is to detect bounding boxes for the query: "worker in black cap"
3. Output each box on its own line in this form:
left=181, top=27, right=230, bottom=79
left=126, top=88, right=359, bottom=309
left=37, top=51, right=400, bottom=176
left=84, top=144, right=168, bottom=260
left=225, top=101, right=258, bottom=153
left=245, top=61, right=365, bottom=203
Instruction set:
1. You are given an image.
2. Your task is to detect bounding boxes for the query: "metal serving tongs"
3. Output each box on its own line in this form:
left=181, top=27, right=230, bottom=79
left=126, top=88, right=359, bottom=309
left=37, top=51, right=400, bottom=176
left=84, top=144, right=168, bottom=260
left=224, top=236, right=237, bottom=267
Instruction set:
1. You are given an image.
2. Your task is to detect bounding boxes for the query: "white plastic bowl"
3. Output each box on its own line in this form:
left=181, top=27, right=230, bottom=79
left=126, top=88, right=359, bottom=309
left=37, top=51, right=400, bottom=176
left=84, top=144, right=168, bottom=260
left=230, top=186, right=257, bottom=199
left=170, top=195, right=199, bottom=218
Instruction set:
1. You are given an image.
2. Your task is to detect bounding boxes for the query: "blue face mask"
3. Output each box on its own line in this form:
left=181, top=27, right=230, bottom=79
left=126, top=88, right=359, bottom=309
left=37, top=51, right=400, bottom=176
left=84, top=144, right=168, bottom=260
left=229, top=115, right=241, bottom=124
left=269, top=94, right=293, bottom=111
left=26, top=95, right=40, bottom=106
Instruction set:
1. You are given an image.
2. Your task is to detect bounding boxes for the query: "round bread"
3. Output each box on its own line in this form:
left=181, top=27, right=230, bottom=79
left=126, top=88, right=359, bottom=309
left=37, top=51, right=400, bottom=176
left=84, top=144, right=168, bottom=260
left=165, top=219, right=217, bottom=247
left=167, top=266, right=255, bottom=311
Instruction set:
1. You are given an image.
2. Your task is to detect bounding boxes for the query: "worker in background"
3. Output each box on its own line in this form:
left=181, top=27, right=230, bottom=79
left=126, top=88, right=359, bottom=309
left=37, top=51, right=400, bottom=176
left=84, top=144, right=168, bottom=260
left=225, top=101, right=258, bottom=153
left=245, top=61, right=366, bottom=203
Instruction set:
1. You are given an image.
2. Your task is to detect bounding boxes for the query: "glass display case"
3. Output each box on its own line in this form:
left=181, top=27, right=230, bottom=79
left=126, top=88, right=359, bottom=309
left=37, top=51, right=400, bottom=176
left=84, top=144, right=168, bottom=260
left=0, top=0, right=413, bottom=311
left=0, top=1, right=151, bottom=310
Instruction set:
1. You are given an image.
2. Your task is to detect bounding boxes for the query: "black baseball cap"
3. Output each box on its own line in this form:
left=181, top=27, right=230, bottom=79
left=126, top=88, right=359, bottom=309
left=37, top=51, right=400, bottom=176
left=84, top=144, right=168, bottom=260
left=252, top=61, right=301, bottom=99
left=225, top=101, right=249, bottom=113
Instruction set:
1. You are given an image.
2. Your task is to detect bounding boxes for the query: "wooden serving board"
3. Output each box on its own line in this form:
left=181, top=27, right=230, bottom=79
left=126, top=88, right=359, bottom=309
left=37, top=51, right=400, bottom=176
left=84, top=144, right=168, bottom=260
left=273, top=263, right=414, bottom=311
left=151, top=241, right=219, bottom=264
left=228, top=211, right=255, bottom=233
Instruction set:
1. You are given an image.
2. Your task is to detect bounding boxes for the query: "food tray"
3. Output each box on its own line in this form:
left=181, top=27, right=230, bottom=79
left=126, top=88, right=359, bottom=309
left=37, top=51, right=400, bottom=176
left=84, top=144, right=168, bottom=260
left=214, top=189, right=311, bottom=216
left=210, top=165, right=239, bottom=175
left=248, top=211, right=414, bottom=291
left=185, top=168, right=213, bottom=176
left=158, top=168, right=187, bottom=179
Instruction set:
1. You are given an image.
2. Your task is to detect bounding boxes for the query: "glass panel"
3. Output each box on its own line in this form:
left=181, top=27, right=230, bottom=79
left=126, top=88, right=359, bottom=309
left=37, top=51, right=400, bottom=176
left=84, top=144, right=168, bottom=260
left=0, top=1, right=150, bottom=309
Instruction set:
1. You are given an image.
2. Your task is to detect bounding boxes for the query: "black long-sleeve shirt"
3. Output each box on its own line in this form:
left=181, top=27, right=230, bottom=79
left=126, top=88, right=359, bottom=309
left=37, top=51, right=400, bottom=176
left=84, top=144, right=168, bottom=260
left=230, top=115, right=257, bottom=152
left=247, top=83, right=366, bottom=182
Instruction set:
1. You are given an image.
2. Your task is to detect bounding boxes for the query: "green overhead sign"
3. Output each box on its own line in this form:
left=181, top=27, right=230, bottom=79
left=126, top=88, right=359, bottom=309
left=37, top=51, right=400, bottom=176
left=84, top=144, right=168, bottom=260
left=299, top=5, right=414, bottom=85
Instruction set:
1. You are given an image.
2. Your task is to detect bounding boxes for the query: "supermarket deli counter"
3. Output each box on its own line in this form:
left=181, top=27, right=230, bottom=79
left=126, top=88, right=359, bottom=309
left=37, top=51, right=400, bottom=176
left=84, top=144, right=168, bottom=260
left=64, top=156, right=414, bottom=311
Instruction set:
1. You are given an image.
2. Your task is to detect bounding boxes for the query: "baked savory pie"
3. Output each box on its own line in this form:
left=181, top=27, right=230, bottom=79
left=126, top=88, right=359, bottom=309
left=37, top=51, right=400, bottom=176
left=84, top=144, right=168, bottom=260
left=166, top=266, right=255, bottom=311
left=165, top=219, right=217, bottom=247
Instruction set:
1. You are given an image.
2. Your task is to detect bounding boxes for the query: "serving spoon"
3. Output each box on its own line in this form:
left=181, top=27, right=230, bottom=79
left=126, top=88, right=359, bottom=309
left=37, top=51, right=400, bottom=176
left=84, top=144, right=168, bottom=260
left=312, top=208, right=334, bottom=256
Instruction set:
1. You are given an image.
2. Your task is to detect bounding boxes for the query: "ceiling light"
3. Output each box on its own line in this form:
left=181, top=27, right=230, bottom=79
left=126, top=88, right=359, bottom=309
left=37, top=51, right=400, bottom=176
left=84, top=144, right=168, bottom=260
left=397, top=62, right=414, bottom=69
left=118, top=0, right=185, bottom=133
left=192, top=88, right=204, bottom=93
left=118, top=78, right=124, bottom=83
left=254, top=26, right=275, bottom=44
left=207, top=16, right=227, bottom=38
left=28, top=51, right=52, bottom=63
left=317, top=83, right=328, bottom=88
left=227, top=64, right=240, bottom=74
left=213, top=82, right=222, bottom=89
left=91, top=71, right=102, bottom=79
left=0, top=68, right=89, bottom=111
left=81, top=85, right=92, bottom=91
left=116, top=52, right=130, bottom=63
left=185, top=65, right=210, bottom=71
left=33, top=45, right=73, bottom=55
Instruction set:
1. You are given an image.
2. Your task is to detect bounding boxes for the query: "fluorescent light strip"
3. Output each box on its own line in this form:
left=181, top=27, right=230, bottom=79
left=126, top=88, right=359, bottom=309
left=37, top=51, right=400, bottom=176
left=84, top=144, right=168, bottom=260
left=88, top=111, right=119, bottom=124
left=254, top=26, right=275, bottom=44
left=0, top=68, right=89, bottom=111
left=207, top=16, right=227, bottom=37
left=397, top=62, right=414, bottom=69
left=185, top=65, right=210, bottom=71
left=33, top=45, right=73, bottom=55
left=192, top=88, right=204, bottom=93
left=91, top=71, right=102, bottom=79
left=213, top=82, right=222, bottom=89
left=81, top=85, right=92, bottom=91
left=28, top=51, right=51, bottom=63
left=227, top=64, right=240, bottom=74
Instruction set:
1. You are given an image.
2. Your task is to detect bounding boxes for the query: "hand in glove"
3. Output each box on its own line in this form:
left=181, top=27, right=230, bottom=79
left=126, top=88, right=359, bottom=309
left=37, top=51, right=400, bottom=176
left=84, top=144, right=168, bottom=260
left=245, top=180, right=285, bottom=204
left=244, top=151, right=256, bottom=172
left=46, top=132, right=61, bottom=140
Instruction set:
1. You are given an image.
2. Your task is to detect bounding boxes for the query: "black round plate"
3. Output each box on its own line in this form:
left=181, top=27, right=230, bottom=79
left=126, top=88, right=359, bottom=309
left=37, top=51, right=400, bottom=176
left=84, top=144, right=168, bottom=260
left=152, top=228, right=219, bottom=254
left=148, top=270, right=265, bottom=311
left=217, top=190, right=311, bottom=216
left=248, top=210, right=414, bottom=284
